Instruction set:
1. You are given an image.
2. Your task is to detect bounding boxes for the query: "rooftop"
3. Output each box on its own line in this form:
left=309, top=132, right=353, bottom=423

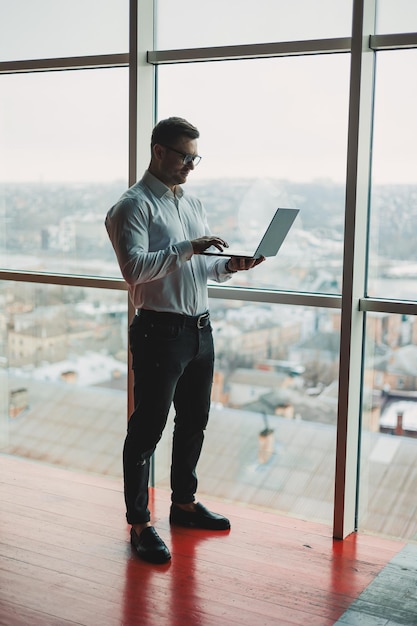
left=2, top=373, right=417, bottom=541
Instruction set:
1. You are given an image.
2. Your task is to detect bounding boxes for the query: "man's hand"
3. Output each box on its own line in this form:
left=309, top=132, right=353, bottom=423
left=227, top=256, right=266, bottom=271
left=191, top=236, right=229, bottom=254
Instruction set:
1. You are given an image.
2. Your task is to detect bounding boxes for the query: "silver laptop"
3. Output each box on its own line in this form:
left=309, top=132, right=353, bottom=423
left=203, top=207, right=299, bottom=259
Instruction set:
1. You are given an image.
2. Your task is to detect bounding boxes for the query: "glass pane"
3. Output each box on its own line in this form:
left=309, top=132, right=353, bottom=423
left=0, top=282, right=128, bottom=476
left=376, top=0, right=417, bottom=34
left=0, top=68, right=128, bottom=277
left=359, top=312, right=417, bottom=540
left=0, top=0, right=129, bottom=61
left=156, top=0, right=353, bottom=49
left=154, top=300, right=339, bottom=526
left=368, top=51, right=417, bottom=300
left=157, top=56, right=350, bottom=293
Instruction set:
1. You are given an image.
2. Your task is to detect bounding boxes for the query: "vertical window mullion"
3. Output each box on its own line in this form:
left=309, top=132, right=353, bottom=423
left=333, top=0, right=376, bottom=539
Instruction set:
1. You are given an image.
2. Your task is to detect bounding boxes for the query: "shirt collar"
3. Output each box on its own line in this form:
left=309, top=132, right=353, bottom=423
left=142, top=170, right=184, bottom=200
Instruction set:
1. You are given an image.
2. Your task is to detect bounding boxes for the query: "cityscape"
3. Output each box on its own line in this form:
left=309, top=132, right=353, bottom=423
left=0, top=178, right=416, bottom=540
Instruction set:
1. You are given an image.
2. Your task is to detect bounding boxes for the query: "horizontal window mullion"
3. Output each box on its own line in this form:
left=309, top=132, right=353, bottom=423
left=370, top=32, right=417, bottom=51
left=0, top=270, right=341, bottom=308
left=0, top=53, right=129, bottom=75
left=0, top=270, right=127, bottom=291
left=360, top=297, right=417, bottom=315
left=147, top=38, right=352, bottom=65
left=208, top=286, right=341, bottom=309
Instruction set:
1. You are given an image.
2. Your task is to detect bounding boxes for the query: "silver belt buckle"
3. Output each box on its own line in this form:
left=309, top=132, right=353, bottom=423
left=197, top=313, right=208, bottom=329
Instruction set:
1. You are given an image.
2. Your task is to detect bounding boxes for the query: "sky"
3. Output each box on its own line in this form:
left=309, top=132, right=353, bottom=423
left=0, top=0, right=416, bottom=185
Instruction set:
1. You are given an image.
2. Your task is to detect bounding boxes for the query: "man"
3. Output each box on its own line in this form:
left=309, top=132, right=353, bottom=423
left=105, top=117, right=264, bottom=564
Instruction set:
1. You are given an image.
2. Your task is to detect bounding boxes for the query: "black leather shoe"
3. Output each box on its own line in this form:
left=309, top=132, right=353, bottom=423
left=170, top=502, right=231, bottom=530
left=130, top=526, right=171, bottom=564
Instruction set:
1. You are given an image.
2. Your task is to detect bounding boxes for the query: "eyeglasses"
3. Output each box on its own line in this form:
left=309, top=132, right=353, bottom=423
left=160, top=144, right=202, bottom=166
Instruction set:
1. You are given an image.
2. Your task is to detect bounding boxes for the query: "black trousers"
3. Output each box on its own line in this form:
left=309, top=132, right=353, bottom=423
left=123, top=310, right=214, bottom=524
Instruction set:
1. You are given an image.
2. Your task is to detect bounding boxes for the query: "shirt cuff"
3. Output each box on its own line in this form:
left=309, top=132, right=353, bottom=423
left=175, top=240, right=194, bottom=260
left=225, top=259, right=237, bottom=273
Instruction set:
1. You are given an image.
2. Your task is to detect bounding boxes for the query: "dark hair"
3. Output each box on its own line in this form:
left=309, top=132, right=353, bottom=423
left=151, top=117, right=199, bottom=147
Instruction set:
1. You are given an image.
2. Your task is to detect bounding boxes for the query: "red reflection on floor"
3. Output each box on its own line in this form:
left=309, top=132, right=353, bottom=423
left=0, top=455, right=404, bottom=626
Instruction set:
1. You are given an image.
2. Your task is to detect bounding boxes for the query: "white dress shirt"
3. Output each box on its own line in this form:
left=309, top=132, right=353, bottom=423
left=105, top=170, right=232, bottom=315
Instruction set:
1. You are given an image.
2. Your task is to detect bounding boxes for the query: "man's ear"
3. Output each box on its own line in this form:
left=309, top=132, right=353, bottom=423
left=153, top=144, right=164, bottom=160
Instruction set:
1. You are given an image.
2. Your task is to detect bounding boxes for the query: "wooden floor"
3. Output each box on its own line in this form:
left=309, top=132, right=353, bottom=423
left=0, top=454, right=414, bottom=626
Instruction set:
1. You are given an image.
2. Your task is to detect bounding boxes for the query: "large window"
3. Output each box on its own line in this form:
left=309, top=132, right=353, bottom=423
left=359, top=312, right=417, bottom=540
left=156, top=0, right=353, bottom=48
left=0, top=282, right=127, bottom=474
left=359, top=42, right=417, bottom=540
left=376, top=0, right=417, bottom=34
left=158, top=55, right=350, bottom=293
left=0, top=0, right=128, bottom=61
left=1, top=0, right=417, bottom=542
left=0, top=69, right=128, bottom=276
left=367, top=50, right=417, bottom=300
left=155, top=300, right=339, bottom=526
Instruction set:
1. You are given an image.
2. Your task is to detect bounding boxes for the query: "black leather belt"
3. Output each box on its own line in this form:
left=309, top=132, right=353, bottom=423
left=136, top=309, right=210, bottom=329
